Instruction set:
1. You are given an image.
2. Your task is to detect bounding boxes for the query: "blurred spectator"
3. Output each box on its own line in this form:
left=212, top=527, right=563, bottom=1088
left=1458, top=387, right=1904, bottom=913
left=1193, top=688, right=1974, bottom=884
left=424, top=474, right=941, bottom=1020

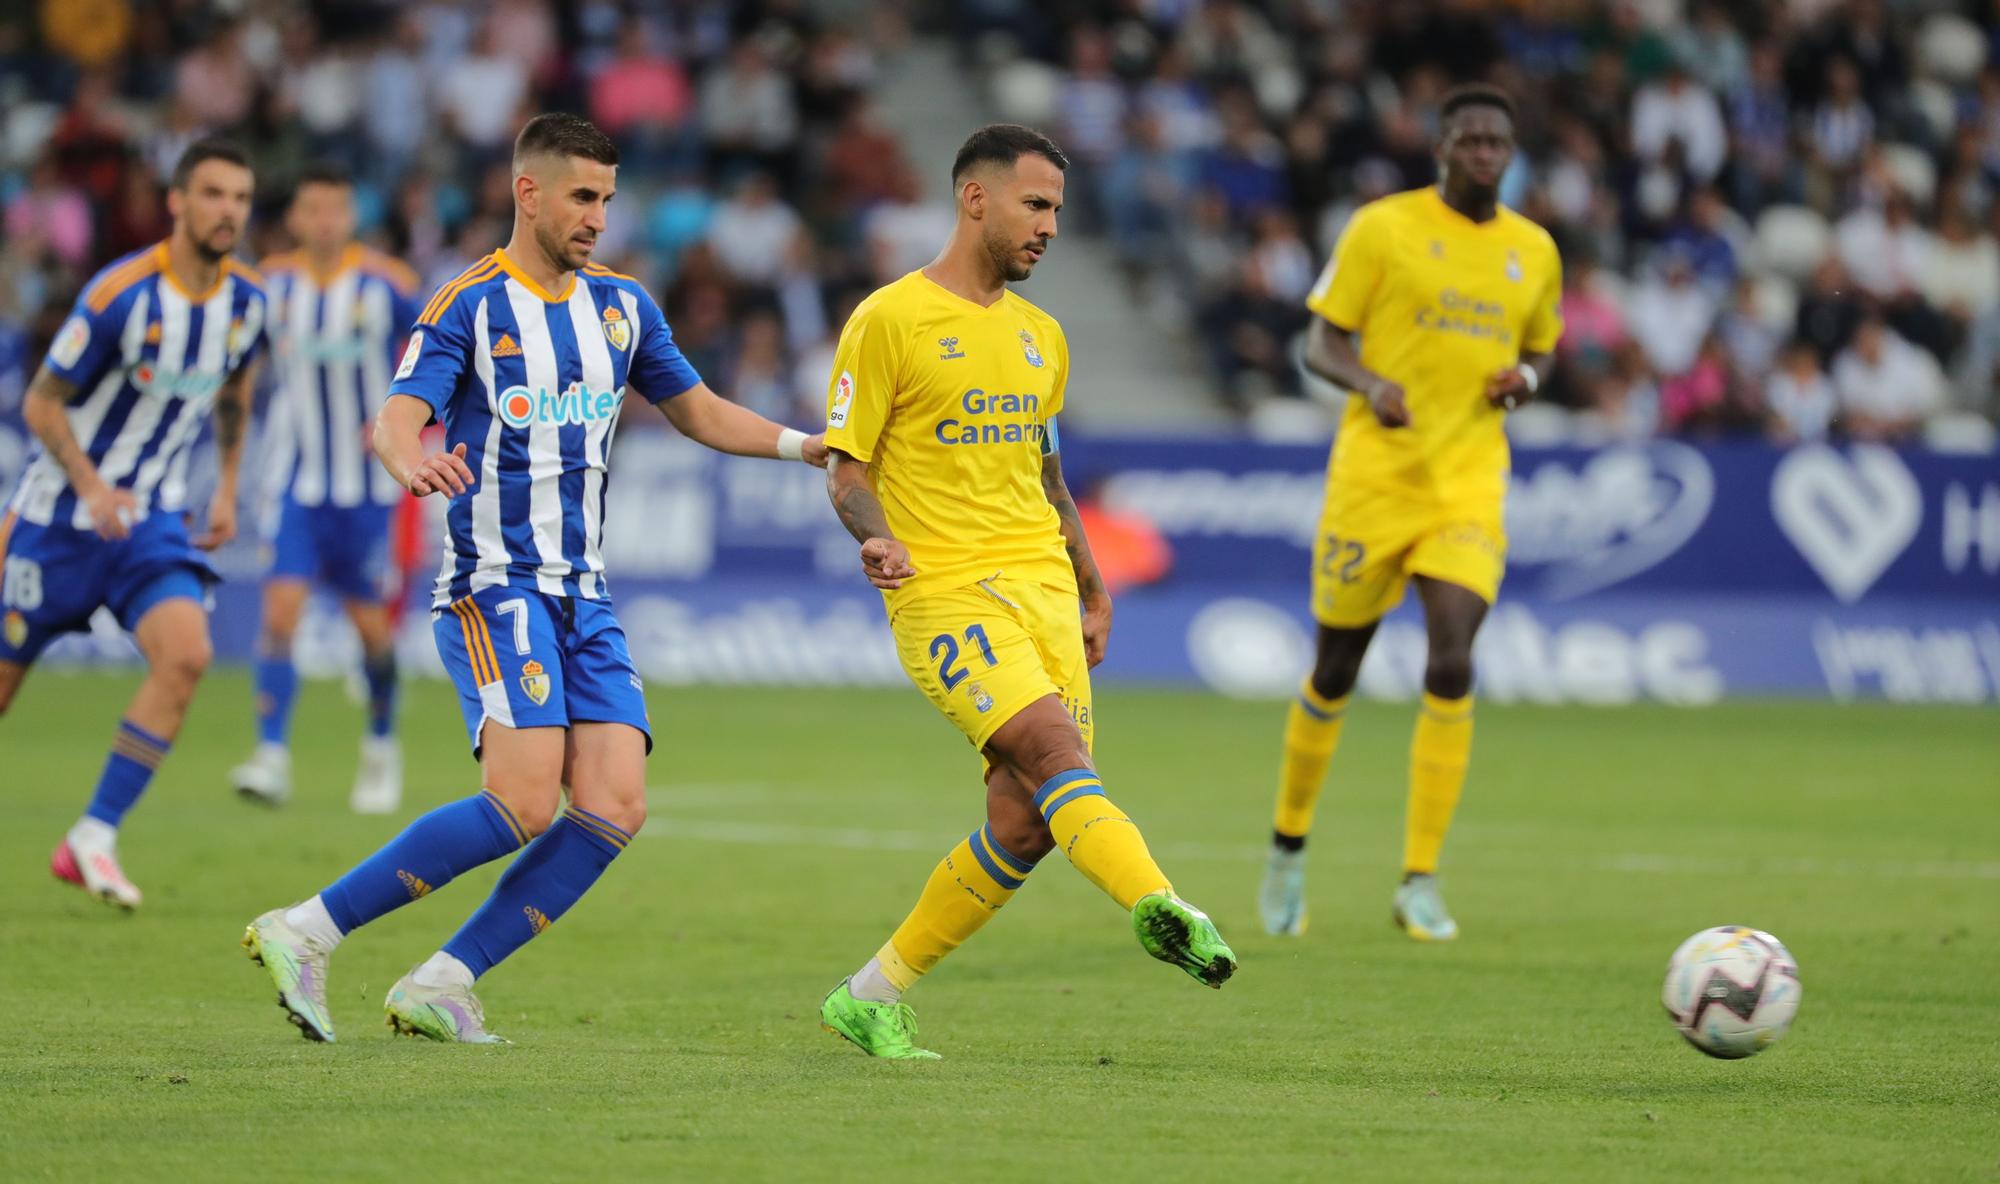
left=1795, top=258, right=1868, bottom=364
left=1727, top=40, right=1796, bottom=212
left=175, top=23, right=257, bottom=128
left=700, top=41, right=799, bottom=184
left=1922, top=204, right=2000, bottom=330
left=1766, top=340, right=1839, bottom=443
left=1717, top=275, right=1783, bottom=388
left=1105, top=113, right=1195, bottom=291
left=1661, top=187, right=1745, bottom=293
left=6, top=154, right=93, bottom=269
left=864, top=166, right=954, bottom=285
left=1201, top=91, right=1287, bottom=225
left=436, top=23, right=531, bottom=151
left=1671, top=2, right=1750, bottom=97
left=1055, top=26, right=1125, bottom=233
left=1556, top=256, right=1630, bottom=397
left=1833, top=317, right=1944, bottom=440
left=1628, top=252, right=1717, bottom=376
left=589, top=14, right=695, bottom=167
left=1583, top=342, right=1662, bottom=441
left=1630, top=62, right=1728, bottom=183
left=1660, top=333, right=1733, bottom=433
left=1835, top=190, right=1931, bottom=304
left=706, top=173, right=806, bottom=292
left=1807, top=59, right=1875, bottom=187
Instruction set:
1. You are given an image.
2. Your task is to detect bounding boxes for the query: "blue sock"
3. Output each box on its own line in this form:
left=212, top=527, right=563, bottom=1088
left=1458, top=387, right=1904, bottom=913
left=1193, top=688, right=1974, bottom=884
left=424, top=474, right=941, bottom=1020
left=319, top=790, right=528, bottom=935
left=254, top=654, right=298, bottom=746
left=442, top=806, right=631, bottom=978
left=362, top=649, right=397, bottom=739
left=86, top=720, right=171, bottom=827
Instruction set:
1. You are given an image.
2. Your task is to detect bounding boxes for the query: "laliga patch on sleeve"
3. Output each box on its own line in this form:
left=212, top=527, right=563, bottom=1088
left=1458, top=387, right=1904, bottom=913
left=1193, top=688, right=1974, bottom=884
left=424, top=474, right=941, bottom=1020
left=829, top=370, right=854, bottom=428
left=49, top=316, right=90, bottom=370
left=395, top=330, right=424, bottom=380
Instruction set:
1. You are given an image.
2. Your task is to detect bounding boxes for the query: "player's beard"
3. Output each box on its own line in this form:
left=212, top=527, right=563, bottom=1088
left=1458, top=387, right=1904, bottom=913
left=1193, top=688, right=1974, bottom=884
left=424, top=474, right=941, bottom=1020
left=538, top=222, right=594, bottom=273
left=191, top=221, right=236, bottom=263
left=988, top=229, right=1035, bottom=284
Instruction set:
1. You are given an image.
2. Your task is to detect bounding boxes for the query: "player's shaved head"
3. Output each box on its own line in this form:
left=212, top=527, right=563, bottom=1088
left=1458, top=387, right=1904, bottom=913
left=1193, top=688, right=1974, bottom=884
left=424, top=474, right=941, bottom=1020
left=512, top=113, right=620, bottom=178
left=509, top=114, right=620, bottom=276
left=950, top=123, right=1068, bottom=186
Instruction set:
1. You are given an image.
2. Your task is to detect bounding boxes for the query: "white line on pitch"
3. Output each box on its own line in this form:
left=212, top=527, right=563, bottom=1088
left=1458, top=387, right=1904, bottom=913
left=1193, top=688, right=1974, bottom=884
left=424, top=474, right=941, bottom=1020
left=639, top=803, right=2000, bottom=883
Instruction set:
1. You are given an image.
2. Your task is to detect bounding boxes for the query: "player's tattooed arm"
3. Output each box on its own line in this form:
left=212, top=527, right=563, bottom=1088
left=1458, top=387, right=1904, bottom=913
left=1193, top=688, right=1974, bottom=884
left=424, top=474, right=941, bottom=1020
left=194, top=358, right=259, bottom=549
left=1042, top=448, right=1113, bottom=667
left=1301, top=317, right=1409, bottom=428
left=827, top=449, right=915, bottom=590
left=21, top=365, right=136, bottom=540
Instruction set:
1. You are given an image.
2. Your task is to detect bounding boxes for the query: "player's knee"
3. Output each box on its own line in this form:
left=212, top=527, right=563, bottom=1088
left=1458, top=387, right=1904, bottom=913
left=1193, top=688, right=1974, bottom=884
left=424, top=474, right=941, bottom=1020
left=503, top=793, right=559, bottom=839
left=1424, top=648, right=1474, bottom=700
left=989, top=814, right=1055, bottom=862
left=1011, top=729, right=1093, bottom=788
left=1310, top=654, right=1361, bottom=701
left=156, top=636, right=212, bottom=689
left=257, top=627, right=295, bottom=657
left=590, top=790, right=646, bottom=838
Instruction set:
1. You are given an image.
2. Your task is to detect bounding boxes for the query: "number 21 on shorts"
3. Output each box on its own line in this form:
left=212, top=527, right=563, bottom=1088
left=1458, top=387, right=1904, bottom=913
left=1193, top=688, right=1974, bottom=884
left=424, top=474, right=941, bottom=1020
left=930, top=624, right=998, bottom=691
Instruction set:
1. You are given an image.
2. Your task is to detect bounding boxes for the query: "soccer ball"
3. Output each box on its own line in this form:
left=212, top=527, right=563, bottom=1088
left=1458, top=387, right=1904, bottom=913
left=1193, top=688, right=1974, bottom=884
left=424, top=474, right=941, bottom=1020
left=1661, top=926, right=1801, bottom=1059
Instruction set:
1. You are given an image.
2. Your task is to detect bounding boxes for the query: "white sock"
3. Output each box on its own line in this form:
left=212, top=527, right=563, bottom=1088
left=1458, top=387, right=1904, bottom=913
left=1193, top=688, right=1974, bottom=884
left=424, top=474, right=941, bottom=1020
left=256, top=741, right=290, bottom=765
left=283, top=894, right=345, bottom=951
left=848, top=957, right=902, bottom=1004
left=1268, top=845, right=1306, bottom=867
left=68, top=817, right=117, bottom=852
left=411, top=951, right=475, bottom=990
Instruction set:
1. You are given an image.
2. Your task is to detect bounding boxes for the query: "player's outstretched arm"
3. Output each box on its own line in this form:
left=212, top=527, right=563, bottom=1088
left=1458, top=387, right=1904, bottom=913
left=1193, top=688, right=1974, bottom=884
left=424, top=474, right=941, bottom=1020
left=1301, top=317, right=1409, bottom=428
left=657, top=382, right=828, bottom=467
left=193, top=358, right=258, bottom=549
left=1041, top=446, right=1113, bottom=668
left=372, top=393, right=474, bottom=498
left=21, top=365, right=135, bottom=540
left=826, top=449, right=914, bottom=590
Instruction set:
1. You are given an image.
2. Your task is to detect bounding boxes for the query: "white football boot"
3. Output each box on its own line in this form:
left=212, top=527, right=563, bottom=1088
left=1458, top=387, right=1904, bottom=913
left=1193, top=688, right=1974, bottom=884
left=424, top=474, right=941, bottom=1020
left=232, top=742, right=292, bottom=807
left=349, top=736, right=403, bottom=815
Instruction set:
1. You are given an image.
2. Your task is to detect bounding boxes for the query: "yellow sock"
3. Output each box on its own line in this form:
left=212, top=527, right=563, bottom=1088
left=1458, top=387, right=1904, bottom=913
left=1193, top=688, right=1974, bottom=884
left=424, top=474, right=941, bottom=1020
left=1035, top=770, right=1172, bottom=909
left=1273, top=682, right=1350, bottom=841
left=881, top=824, right=1038, bottom=987
left=1404, top=692, right=1474, bottom=874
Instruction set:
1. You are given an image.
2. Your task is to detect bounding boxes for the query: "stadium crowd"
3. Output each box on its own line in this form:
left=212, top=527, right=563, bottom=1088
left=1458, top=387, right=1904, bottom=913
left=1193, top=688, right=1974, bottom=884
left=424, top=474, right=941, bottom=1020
left=3, top=0, right=1999, bottom=446
left=0, top=0, right=921, bottom=437
left=969, top=0, right=2000, bottom=443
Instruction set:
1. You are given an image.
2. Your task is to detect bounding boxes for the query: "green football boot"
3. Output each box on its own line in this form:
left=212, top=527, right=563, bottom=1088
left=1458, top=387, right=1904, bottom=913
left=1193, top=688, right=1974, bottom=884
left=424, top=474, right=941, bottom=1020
left=384, top=972, right=509, bottom=1044
left=1133, top=893, right=1238, bottom=987
left=819, top=980, right=941, bottom=1060
left=242, top=907, right=336, bottom=1043
left=1393, top=873, right=1459, bottom=942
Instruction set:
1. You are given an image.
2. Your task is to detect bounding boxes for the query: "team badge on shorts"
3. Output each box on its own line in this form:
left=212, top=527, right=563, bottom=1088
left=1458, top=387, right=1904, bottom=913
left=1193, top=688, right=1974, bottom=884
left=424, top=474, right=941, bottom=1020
left=967, top=681, right=995, bottom=714
left=1019, top=330, right=1044, bottom=368
left=601, top=305, right=631, bottom=351
left=4, top=611, right=26, bottom=649
left=519, top=659, right=551, bottom=706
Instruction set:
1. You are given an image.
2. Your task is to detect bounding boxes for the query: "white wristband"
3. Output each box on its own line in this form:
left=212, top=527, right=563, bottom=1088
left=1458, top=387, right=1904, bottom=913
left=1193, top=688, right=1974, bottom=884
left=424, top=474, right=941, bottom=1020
left=776, top=428, right=807, bottom=462
left=1514, top=362, right=1539, bottom=394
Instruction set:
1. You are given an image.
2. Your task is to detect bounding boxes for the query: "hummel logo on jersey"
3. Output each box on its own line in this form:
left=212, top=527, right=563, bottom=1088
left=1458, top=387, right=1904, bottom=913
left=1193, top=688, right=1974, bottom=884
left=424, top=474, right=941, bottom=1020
left=939, top=336, right=965, bottom=360
left=397, top=869, right=433, bottom=900
left=524, top=905, right=551, bottom=934
left=491, top=333, right=523, bottom=358
left=497, top=382, right=621, bottom=429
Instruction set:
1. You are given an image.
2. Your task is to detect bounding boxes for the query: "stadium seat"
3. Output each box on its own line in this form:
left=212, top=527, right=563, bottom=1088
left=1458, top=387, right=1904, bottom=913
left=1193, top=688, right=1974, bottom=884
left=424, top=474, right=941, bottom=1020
left=1916, top=13, right=1988, bottom=84
left=989, top=59, right=1061, bottom=127
left=1754, top=205, right=1832, bottom=282
left=1749, top=273, right=1800, bottom=332
left=1924, top=412, right=1999, bottom=454
left=1880, top=143, right=1937, bottom=207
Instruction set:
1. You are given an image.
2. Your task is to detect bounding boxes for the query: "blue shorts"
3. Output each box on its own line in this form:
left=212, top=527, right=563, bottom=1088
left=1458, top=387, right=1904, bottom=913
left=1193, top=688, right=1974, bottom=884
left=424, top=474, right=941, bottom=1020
left=268, top=495, right=394, bottom=602
left=431, top=586, right=651, bottom=758
left=0, top=511, right=216, bottom=666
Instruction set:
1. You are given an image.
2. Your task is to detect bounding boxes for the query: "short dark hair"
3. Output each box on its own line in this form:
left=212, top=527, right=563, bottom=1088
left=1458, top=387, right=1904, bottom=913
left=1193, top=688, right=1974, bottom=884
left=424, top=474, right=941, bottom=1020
left=512, top=113, right=620, bottom=173
left=1440, top=83, right=1516, bottom=124
left=951, top=123, right=1068, bottom=185
left=170, top=137, right=251, bottom=190
left=292, top=161, right=352, bottom=200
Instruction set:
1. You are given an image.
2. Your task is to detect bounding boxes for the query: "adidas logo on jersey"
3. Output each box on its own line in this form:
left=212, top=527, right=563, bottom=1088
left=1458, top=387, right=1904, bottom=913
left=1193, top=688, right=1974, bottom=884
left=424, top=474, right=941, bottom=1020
left=491, top=333, right=523, bottom=358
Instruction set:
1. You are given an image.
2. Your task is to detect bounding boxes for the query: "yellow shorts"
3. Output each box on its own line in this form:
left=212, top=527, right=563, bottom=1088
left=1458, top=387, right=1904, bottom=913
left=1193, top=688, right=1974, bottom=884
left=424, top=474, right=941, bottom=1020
left=1312, top=484, right=1506, bottom=628
left=889, top=576, right=1093, bottom=753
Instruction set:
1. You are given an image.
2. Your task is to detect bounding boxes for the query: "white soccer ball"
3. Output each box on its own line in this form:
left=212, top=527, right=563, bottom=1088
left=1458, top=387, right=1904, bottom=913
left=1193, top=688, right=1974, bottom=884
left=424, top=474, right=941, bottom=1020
left=1661, top=926, right=1801, bottom=1059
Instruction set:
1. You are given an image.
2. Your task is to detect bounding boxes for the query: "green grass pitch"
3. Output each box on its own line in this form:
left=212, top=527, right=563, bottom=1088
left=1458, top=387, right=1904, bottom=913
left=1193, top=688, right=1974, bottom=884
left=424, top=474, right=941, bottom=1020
left=1, top=670, right=1995, bottom=1181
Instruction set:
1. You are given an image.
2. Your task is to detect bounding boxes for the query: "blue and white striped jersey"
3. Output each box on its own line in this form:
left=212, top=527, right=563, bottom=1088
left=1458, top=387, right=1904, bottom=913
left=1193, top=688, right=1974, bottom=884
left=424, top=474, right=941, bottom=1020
left=390, top=249, right=701, bottom=607
left=263, top=246, right=421, bottom=508
left=9, top=243, right=267, bottom=530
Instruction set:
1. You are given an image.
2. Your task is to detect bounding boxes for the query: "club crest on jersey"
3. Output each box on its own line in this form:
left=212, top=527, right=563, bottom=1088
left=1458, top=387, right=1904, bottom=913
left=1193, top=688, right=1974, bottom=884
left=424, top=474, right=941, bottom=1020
left=1019, top=330, right=1044, bottom=368
left=3, top=611, right=26, bottom=650
left=602, top=305, right=631, bottom=351
left=829, top=370, right=855, bottom=428
left=1505, top=249, right=1523, bottom=282
left=144, top=321, right=162, bottom=345
left=227, top=317, right=247, bottom=355
left=519, top=659, right=551, bottom=706
left=938, top=336, right=965, bottom=360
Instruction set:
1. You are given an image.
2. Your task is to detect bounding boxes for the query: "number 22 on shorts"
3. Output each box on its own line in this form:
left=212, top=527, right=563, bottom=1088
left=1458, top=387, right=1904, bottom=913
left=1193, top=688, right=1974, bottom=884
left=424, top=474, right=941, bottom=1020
left=1320, top=535, right=1365, bottom=584
left=930, top=624, right=998, bottom=691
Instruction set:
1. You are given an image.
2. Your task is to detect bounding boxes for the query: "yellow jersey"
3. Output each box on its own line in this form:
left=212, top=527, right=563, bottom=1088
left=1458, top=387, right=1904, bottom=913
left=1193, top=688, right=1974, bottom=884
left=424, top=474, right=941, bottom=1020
left=1306, top=187, right=1563, bottom=504
left=824, top=270, right=1075, bottom=609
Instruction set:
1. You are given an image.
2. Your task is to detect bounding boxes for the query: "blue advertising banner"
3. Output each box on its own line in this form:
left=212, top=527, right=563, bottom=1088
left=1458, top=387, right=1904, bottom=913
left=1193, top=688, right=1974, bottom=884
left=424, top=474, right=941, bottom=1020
left=3, top=415, right=1996, bottom=704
